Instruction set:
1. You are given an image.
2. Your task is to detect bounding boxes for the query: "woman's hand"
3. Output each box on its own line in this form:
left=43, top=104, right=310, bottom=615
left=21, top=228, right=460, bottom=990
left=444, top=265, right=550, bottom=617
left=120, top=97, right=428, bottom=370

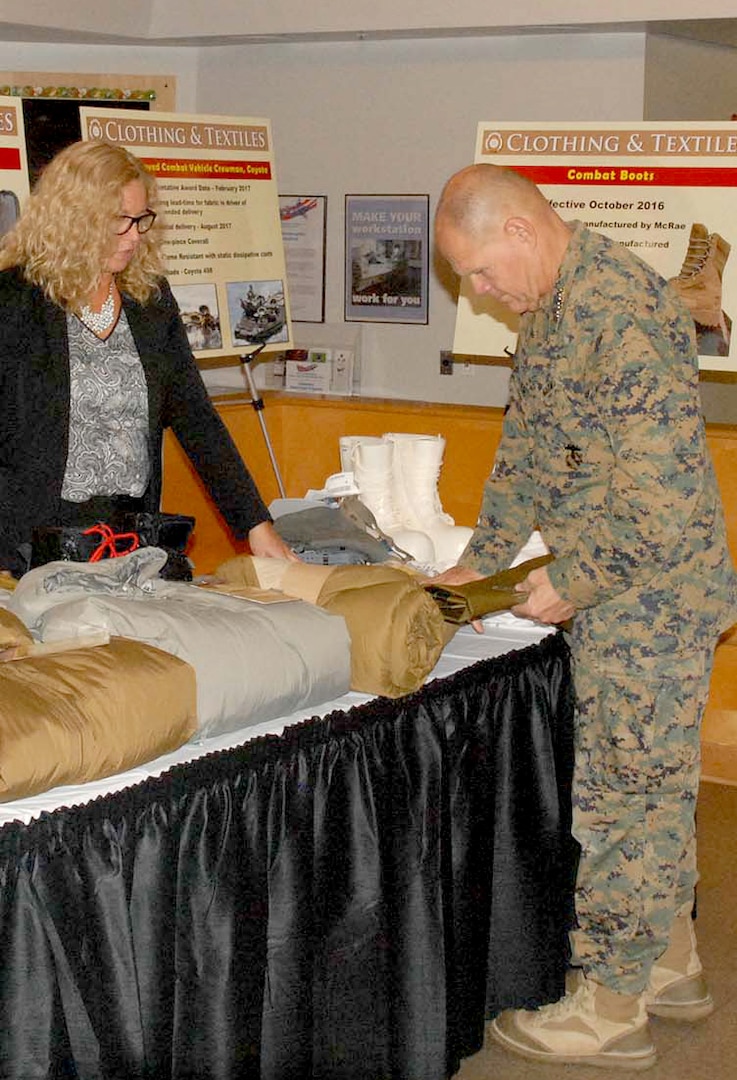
left=247, top=520, right=300, bottom=561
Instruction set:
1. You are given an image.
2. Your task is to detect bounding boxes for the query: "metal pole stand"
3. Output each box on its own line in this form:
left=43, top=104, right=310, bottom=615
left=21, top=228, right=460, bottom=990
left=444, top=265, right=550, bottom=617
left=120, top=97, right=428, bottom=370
left=239, top=345, right=286, bottom=498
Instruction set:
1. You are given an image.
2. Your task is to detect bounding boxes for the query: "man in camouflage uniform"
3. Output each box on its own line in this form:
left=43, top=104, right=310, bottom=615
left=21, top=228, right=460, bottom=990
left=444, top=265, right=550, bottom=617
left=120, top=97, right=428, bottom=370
left=434, top=164, right=737, bottom=1070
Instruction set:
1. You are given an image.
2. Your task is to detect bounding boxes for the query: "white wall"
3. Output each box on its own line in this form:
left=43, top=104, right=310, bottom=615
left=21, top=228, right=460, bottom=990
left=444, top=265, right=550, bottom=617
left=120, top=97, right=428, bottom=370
left=196, top=32, right=647, bottom=404
left=7, top=31, right=737, bottom=417
left=645, top=33, right=737, bottom=121
left=644, top=33, right=737, bottom=423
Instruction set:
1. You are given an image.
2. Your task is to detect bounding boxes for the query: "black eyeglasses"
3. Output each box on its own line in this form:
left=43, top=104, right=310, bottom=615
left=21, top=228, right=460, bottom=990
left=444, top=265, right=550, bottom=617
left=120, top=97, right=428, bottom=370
left=115, top=210, right=157, bottom=235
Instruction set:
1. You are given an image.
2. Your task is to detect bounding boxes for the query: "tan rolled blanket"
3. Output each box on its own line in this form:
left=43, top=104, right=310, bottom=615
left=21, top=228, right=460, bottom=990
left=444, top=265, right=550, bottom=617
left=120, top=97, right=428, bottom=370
left=0, top=638, right=197, bottom=800
left=424, top=554, right=554, bottom=624
left=216, top=556, right=455, bottom=698
left=0, top=609, right=33, bottom=651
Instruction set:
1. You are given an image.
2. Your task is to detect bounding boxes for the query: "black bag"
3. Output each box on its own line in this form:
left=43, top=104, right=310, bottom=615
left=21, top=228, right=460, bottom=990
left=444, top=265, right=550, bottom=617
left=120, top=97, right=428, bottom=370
left=31, top=512, right=196, bottom=581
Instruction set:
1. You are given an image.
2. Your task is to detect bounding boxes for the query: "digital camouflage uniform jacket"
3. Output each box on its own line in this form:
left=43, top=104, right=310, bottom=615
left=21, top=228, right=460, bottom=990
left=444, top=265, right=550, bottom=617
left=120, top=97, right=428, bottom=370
left=462, top=221, right=737, bottom=672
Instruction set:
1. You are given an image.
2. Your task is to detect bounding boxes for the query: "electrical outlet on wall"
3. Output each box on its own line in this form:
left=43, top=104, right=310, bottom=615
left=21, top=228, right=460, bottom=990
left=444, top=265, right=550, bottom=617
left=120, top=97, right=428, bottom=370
left=440, top=350, right=453, bottom=375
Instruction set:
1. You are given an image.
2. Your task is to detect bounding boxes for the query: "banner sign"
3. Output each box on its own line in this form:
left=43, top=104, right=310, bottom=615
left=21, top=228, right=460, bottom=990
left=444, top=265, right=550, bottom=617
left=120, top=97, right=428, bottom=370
left=279, top=194, right=327, bottom=323
left=454, top=121, right=737, bottom=371
left=0, top=97, right=30, bottom=245
left=81, top=107, right=291, bottom=358
left=344, top=194, right=429, bottom=324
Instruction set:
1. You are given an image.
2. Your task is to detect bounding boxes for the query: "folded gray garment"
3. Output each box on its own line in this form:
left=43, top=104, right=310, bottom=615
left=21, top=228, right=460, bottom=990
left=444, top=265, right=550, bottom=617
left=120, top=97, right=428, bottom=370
left=8, top=548, right=169, bottom=628
left=424, top=554, right=554, bottom=623
left=274, top=505, right=391, bottom=563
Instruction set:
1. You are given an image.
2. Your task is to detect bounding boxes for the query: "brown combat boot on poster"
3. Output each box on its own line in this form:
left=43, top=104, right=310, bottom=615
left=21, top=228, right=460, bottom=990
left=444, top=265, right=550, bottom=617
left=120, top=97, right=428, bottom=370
left=669, top=222, right=731, bottom=350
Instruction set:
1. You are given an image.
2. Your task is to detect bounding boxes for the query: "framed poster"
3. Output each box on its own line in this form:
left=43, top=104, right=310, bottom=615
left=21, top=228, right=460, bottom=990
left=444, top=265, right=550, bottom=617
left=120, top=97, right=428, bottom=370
left=454, top=120, right=737, bottom=372
left=279, top=195, right=326, bottom=323
left=0, top=73, right=174, bottom=185
left=81, top=106, right=292, bottom=361
left=0, top=97, right=30, bottom=242
left=344, top=193, right=429, bottom=324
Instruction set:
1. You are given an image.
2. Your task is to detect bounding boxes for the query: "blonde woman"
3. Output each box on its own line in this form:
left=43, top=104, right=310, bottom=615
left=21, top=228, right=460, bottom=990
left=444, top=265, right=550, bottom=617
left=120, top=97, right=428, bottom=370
left=0, top=139, right=293, bottom=575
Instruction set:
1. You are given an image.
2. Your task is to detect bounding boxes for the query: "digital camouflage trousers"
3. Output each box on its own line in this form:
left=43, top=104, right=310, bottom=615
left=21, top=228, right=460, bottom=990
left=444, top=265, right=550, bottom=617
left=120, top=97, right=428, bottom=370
left=568, top=634, right=715, bottom=995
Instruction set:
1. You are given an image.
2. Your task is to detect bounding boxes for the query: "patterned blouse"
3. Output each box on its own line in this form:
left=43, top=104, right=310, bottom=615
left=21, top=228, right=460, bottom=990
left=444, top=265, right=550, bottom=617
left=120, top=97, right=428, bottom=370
left=61, top=310, right=150, bottom=502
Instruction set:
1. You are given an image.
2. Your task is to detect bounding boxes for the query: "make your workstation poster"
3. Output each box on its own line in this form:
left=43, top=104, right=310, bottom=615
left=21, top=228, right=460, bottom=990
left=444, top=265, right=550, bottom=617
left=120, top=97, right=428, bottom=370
left=453, top=121, right=737, bottom=373
left=81, top=107, right=292, bottom=360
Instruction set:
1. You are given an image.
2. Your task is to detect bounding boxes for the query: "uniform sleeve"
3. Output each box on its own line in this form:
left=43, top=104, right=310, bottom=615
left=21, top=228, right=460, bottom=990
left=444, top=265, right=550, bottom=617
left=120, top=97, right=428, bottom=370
left=155, top=284, right=271, bottom=539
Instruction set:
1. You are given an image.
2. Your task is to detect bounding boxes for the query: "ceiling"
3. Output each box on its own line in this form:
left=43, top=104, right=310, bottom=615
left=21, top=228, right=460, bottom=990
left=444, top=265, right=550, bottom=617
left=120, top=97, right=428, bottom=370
left=0, top=16, right=736, bottom=49
left=657, top=19, right=737, bottom=50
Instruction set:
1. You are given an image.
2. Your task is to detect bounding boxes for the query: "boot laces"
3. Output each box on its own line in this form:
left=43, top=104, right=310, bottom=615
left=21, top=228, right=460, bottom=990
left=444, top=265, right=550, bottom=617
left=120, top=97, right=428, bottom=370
left=527, top=981, right=595, bottom=1026
left=678, top=235, right=712, bottom=279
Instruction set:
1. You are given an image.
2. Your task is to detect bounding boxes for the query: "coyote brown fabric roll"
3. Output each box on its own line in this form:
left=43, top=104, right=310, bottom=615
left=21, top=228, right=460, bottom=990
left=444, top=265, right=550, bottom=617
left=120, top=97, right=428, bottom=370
left=425, top=554, right=554, bottom=624
left=0, top=609, right=33, bottom=652
left=0, top=637, right=197, bottom=801
left=217, top=556, right=454, bottom=698
left=308, top=564, right=454, bottom=698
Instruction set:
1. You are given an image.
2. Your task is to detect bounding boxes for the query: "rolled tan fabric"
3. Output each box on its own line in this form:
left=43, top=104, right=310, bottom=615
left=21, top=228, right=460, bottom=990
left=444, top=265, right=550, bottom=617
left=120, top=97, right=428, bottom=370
left=215, top=555, right=453, bottom=698
left=0, top=571, right=16, bottom=592
left=217, top=554, right=286, bottom=591
left=0, top=608, right=34, bottom=662
left=0, top=609, right=33, bottom=650
left=281, top=562, right=335, bottom=606
left=313, top=564, right=454, bottom=698
left=0, top=638, right=197, bottom=800
left=424, top=554, right=554, bottom=624
left=216, top=555, right=334, bottom=604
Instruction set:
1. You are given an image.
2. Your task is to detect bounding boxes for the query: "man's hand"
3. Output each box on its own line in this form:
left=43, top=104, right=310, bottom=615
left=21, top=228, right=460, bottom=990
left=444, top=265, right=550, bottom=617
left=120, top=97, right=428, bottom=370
left=247, top=521, right=300, bottom=561
left=511, top=565, right=575, bottom=624
left=429, top=565, right=483, bottom=587
left=427, top=564, right=486, bottom=633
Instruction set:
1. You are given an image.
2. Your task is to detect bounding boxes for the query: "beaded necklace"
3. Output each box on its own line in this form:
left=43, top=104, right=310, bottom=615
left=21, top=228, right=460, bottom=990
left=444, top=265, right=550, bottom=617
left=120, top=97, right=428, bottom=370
left=79, top=280, right=116, bottom=335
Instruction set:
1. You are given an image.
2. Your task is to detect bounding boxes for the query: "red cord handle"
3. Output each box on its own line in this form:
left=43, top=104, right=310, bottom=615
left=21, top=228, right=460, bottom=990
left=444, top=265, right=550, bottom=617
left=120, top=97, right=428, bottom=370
left=82, top=522, right=141, bottom=562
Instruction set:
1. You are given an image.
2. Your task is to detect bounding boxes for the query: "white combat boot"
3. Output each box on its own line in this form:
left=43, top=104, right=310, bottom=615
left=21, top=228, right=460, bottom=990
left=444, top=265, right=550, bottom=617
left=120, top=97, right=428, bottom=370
left=384, top=433, right=473, bottom=567
left=339, top=434, right=372, bottom=474
left=491, top=974, right=656, bottom=1070
left=345, top=436, right=436, bottom=563
left=645, top=910, right=714, bottom=1022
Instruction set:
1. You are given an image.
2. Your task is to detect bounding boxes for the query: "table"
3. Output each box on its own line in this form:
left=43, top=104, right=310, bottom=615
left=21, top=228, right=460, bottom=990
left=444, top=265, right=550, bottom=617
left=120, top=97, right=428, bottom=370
left=0, top=630, right=576, bottom=1080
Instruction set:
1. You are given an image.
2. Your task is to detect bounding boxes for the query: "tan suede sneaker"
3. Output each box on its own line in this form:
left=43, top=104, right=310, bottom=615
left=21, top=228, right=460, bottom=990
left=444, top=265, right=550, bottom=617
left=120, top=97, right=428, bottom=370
left=645, top=913, right=714, bottom=1022
left=490, top=976, right=657, bottom=1070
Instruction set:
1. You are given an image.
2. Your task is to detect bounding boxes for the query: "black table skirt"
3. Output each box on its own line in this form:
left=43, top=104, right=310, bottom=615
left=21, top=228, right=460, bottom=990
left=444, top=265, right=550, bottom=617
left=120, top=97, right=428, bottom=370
left=0, top=632, right=576, bottom=1080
